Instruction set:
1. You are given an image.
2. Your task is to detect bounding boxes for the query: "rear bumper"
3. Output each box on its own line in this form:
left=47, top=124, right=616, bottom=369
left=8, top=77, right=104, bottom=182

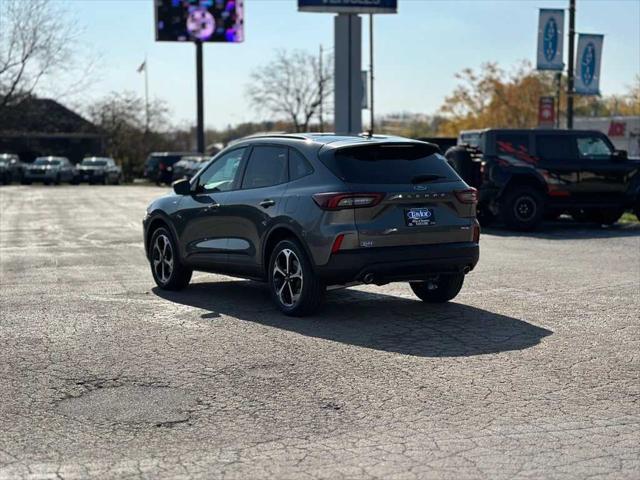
left=23, top=171, right=57, bottom=181
left=316, top=242, right=479, bottom=285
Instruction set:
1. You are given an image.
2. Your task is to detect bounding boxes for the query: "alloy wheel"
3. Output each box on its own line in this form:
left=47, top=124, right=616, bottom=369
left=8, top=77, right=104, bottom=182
left=272, top=248, right=304, bottom=307
left=514, top=195, right=537, bottom=222
left=152, top=234, right=174, bottom=284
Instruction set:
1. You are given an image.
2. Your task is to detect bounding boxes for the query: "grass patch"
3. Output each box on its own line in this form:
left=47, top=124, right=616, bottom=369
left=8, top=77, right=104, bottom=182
left=620, top=211, right=639, bottom=224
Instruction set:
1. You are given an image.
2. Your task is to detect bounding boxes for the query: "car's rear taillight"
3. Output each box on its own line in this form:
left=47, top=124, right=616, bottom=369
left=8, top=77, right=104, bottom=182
left=159, top=162, right=166, bottom=171
left=312, top=192, right=384, bottom=210
left=331, top=234, right=345, bottom=254
left=455, top=188, right=478, bottom=204
left=473, top=223, right=480, bottom=243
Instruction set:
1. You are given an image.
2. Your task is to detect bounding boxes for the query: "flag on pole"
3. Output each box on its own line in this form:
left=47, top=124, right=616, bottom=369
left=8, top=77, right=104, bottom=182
left=137, top=61, right=146, bottom=73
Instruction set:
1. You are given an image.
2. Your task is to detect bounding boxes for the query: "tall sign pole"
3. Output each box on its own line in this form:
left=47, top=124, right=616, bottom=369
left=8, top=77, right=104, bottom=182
left=567, top=0, right=576, bottom=129
left=298, top=0, right=396, bottom=135
left=154, top=0, right=244, bottom=153
left=369, top=14, right=374, bottom=135
left=195, top=41, right=205, bottom=153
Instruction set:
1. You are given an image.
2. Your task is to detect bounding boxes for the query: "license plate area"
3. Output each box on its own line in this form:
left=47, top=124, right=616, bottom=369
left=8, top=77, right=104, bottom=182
left=405, top=208, right=435, bottom=226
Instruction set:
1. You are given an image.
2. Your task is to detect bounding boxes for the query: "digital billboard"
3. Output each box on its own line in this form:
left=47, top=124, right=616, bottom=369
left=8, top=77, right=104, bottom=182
left=298, top=0, right=397, bottom=14
left=155, top=0, right=244, bottom=42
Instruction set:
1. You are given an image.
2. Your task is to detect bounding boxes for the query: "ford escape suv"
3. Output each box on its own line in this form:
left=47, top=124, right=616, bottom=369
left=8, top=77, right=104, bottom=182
left=143, top=134, right=480, bottom=316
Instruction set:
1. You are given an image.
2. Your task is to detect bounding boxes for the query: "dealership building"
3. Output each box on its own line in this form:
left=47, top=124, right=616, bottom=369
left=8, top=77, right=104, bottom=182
left=0, top=98, right=104, bottom=163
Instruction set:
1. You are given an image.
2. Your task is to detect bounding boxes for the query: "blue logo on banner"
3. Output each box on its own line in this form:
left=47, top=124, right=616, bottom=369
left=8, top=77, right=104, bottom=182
left=581, top=42, right=596, bottom=86
left=543, top=18, right=558, bottom=62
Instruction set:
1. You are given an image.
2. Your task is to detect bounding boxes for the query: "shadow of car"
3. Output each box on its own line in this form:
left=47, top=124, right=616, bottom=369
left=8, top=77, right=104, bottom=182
left=153, top=281, right=552, bottom=358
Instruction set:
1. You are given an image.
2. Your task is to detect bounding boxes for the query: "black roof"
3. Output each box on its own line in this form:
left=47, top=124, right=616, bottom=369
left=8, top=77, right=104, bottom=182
left=0, top=98, right=100, bottom=135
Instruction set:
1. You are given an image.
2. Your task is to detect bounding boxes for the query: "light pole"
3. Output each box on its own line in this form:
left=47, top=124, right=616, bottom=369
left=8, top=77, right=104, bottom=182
left=567, top=0, right=576, bottom=129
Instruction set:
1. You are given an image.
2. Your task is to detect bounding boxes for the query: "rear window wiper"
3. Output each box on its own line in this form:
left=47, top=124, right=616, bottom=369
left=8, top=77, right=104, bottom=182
left=411, top=174, right=445, bottom=184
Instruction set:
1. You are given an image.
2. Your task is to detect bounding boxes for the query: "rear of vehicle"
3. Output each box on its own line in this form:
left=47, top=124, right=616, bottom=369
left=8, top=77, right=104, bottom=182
left=144, top=153, right=189, bottom=185
left=314, top=140, right=479, bottom=289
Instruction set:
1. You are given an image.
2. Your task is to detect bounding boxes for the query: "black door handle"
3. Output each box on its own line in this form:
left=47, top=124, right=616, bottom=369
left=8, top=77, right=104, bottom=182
left=260, top=199, right=276, bottom=208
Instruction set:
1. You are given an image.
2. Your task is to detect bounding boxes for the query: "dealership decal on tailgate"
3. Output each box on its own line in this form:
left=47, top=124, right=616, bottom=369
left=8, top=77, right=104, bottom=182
left=405, top=208, right=435, bottom=227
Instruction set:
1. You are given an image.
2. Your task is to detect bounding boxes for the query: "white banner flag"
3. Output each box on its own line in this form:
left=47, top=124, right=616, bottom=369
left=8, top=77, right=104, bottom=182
left=575, top=34, right=604, bottom=95
left=537, top=9, right=565, bottom=71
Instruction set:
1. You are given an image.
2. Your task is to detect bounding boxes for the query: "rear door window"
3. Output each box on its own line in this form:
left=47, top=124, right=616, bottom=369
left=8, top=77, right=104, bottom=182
left=241, top=146, right=288, bottom=189
left=323, top=143, right=459, bottom=184
left=576, top=135, right=613, bottom=160
left=536, top=135, right=576, bottom=162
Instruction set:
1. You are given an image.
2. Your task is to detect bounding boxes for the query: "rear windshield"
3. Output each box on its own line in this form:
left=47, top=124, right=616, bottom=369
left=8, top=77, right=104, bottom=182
left=81, top=159, right=107, bottom=166
left=323, top=144, right=459, bottom=184
left=147, top=155, right=183, bottom=166
left=34, top=158, right=61, bottom=166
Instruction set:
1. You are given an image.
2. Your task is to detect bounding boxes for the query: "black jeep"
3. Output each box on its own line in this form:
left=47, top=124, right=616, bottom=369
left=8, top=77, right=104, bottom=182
left=446, top=129, right=640, bottom=230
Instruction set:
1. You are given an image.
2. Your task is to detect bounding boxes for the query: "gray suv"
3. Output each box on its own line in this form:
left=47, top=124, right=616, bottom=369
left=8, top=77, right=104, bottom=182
left=143, top=134, right=480, bottom=315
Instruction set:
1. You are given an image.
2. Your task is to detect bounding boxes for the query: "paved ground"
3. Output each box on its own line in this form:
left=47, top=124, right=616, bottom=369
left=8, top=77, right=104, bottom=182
left=0, top=185, right=639, bottom=480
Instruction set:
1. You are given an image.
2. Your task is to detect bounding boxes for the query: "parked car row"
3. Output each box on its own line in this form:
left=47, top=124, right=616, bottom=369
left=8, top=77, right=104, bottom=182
left=143, top=152, right=208, bottom=185
left=0, top=154, right=123, bottom=185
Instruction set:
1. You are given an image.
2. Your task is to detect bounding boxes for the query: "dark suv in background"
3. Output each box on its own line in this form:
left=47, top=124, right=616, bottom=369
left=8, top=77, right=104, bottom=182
left=447, top=129, right=640, bottom=230
left=143, top=152, right=196, bottom=185
left=143, top=134, right=480, bottom=315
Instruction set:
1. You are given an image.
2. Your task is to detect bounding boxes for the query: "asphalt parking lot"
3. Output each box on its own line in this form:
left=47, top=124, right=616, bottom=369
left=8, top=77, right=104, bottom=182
left=0, top=185, right=639, bottom=479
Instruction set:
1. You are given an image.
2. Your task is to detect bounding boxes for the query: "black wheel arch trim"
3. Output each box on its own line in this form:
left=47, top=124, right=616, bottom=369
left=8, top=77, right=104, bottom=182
left=261, top=222, right=317, bottom=276
left=498, top=171, right=548, bottom=199
left=144, top=212, right=183, bottom=262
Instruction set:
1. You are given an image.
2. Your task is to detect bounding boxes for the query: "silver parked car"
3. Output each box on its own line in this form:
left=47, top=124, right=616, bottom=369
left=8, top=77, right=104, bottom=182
left=73, top=157, right=122, bottom=185
left=22, top=157, right=75, bottom=185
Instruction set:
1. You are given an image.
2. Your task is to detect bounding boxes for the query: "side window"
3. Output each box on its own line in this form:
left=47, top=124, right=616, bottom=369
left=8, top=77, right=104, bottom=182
left=536, top=135, right=575, bottom=162
left=576, top=136, right=612, bottom=159
left=495, top=134, right=530, bottom=155
left=196, top=148, right=245, bottom=193
left=289, top=148, right=314, bottom=181
left=241, top=146, right=288, bottom=189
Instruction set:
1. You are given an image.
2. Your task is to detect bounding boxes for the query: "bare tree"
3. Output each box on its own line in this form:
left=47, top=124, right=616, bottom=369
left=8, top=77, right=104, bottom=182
left=0, top=0, right=94, bottom=110
left=246, top=49, right=333, bottom=132
left=87, top=91, right=174, bottom=180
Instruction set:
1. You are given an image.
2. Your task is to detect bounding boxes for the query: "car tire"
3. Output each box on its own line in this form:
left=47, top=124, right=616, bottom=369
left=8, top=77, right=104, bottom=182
left=21, top=180, right=31, bottom=185
left=410, top=273, right=465, bottom=303
left=500, top=186, right=545, bottom=231
left=269, top=239, right=324, bottom=316
left=149, top=227, right=192, bottom=291
left=476, top=207, right=496, bottom=227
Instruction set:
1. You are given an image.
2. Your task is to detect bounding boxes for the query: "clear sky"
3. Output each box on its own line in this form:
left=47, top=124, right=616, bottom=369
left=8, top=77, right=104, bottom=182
left=65, top=0, right=640, bottom=129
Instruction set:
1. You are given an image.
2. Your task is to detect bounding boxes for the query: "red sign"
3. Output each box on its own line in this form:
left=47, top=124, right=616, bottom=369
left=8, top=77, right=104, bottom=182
left=608, top=121, right=626, bottom=137
left=538, top=97, right=556, bottom=126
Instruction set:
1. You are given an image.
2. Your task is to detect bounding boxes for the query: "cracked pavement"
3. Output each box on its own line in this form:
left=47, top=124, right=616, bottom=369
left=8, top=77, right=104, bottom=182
left=0, top=185, right=639, bottom=479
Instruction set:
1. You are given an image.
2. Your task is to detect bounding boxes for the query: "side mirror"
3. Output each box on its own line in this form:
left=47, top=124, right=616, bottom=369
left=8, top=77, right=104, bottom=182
left=172, top=178, right=191, bottom=195
left=613, top=150, right=628, bottom=161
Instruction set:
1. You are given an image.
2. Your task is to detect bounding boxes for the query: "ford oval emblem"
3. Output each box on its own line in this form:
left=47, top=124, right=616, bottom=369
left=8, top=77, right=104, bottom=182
left=581, top=42, right=596, bottom=86
left=413, top=185, right=428, bottom=191
left=543, top=17, right=558, bottom=62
